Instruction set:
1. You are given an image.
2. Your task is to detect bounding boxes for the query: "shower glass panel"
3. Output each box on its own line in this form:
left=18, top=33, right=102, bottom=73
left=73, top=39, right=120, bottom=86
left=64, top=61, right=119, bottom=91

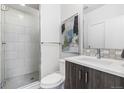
left=0, top=4, right=40, bottom=89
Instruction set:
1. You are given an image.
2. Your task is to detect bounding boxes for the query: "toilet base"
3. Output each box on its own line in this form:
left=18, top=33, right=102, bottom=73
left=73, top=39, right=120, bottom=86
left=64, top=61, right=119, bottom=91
left=41, top=82, right=64, bottom=89
left=55, top=82, right=64, bottom=89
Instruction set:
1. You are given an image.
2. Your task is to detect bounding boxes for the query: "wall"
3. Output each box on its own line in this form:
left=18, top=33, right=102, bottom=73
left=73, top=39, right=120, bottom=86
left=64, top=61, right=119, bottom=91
left=40, top=4, right=84, bottom=78
left=84, top=4, right=124, bottom=48
left=40, top=5, right=60, bottom=42
left=61, top=4, right=84, bottom=58
left=40, top=4, right=61, bottom=78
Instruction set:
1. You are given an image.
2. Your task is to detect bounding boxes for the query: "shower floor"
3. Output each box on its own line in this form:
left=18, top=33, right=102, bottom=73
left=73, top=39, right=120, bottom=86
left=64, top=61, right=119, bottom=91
left=4, top=71, right=39, bottom=89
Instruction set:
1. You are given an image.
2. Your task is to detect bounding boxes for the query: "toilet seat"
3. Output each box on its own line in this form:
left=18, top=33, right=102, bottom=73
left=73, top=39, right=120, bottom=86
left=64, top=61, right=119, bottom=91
left=41, top=73, right=64, bottom=88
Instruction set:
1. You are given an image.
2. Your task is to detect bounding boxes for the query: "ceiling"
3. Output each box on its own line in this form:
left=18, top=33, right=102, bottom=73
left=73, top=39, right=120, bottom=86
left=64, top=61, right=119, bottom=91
left=83, top=4, right=104, bottom=14
left=26, top=4, right=103, bottom=11
left=26, top=4, right=40, bottom=10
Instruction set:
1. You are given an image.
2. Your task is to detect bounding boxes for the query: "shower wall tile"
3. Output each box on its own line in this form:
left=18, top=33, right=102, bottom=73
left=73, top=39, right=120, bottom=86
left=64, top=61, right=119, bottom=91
left=5, top=52, right=18, bottom=60
left=5, top=9, right=26, bottom=26
left=17, top=33, right=25, bottom=42
left=5, top=32, right=17, bottom=42
left=6, top=68, right=26, bottom=79
left=5, top=42, right=17, bottom=52
left=5, top=59, right=24, bottom=70
left=5, top=24, right=25, bottom=33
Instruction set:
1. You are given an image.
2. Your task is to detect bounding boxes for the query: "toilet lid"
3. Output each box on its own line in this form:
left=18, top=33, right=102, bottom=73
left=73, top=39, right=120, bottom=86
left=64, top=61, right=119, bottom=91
left=41, top=73, right=64, bottom=88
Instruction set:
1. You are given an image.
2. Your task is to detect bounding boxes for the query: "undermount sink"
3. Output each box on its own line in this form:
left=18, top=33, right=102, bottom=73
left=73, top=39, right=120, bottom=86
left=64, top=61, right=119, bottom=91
left=76, top=56, right=115, bottom=65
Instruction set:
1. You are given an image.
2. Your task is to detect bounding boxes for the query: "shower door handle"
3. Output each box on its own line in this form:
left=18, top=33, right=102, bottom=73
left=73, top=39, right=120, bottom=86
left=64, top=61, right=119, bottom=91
left=2, top=42, right=6, bottom=45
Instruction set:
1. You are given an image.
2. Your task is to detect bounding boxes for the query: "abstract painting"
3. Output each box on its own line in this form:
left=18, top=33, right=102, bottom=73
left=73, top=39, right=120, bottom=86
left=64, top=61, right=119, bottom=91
left=61, top=14, right=79, bottom=54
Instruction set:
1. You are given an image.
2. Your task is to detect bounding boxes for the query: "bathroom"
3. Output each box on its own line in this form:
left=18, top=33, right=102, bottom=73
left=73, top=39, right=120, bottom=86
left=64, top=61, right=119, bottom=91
left=41, top=4, right=124, bottom=89
left=1, top=4, right=124, bottom=90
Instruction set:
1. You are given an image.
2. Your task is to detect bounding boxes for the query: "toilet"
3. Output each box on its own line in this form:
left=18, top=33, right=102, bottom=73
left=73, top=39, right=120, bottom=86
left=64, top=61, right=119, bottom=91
left=41, top=59, right=65, bottom=89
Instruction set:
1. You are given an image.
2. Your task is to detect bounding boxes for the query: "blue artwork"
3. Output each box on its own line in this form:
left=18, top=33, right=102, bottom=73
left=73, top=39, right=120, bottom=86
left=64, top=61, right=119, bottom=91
left=61, top=15, right=79, bottom=53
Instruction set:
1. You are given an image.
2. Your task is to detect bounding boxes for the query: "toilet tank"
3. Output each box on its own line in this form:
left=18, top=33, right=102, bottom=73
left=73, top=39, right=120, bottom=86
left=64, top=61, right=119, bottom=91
left=59, top=59, right=65, bottom=76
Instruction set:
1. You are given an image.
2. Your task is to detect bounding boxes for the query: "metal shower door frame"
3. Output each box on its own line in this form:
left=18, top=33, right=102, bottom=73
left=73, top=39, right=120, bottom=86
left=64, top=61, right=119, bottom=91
left=0, top=4, right=7, bottom=89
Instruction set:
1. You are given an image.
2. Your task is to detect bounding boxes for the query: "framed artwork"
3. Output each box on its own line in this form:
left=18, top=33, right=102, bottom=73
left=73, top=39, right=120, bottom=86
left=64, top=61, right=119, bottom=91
left=61, top=14, right=79, bottom=54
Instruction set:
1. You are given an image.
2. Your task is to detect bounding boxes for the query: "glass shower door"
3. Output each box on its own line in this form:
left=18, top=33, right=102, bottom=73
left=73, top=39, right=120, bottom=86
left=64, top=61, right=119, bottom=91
left=1, top=5, right=40, bottom=89
left=4, top=6, right=26, bottom=89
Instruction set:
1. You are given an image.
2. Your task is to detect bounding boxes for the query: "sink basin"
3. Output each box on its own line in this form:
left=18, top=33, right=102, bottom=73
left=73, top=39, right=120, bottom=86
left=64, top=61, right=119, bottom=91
left=76, top=56, right=114, bottom=65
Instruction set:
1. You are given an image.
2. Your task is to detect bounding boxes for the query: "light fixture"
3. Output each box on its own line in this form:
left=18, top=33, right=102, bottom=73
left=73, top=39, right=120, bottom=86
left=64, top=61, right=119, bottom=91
left=20, top=4, right=26, bottom=6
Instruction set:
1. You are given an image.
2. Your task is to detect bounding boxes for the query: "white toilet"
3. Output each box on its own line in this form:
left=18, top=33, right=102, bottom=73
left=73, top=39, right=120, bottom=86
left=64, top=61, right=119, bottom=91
left=41, top=59, right=65, bottom=89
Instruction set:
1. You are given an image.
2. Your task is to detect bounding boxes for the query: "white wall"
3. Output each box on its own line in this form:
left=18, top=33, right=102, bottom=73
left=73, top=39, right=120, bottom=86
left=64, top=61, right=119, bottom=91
left=40, top=4, right=61, bottom=78
left=40, top=5, right=60, bottom=42
left=61, top=4, right=83, bottom=21
left=61, top=4, right=84, bottom=57
left=40, top=4, right=84, bottom=78
left=84, top=4, right=124, bottom=48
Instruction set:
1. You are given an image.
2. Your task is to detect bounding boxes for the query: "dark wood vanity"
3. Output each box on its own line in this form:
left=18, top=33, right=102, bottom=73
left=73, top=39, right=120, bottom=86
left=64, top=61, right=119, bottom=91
left=64, top=61, right=124, bottom=89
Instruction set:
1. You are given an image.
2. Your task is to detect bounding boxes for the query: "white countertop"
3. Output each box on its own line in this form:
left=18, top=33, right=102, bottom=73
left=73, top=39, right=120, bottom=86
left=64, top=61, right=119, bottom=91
left=65, top=55, right=124, bottom=78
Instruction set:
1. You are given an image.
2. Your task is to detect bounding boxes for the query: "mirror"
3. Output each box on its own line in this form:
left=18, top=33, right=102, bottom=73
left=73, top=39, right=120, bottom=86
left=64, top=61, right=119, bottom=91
left=83, top=4, right=124, bottom=49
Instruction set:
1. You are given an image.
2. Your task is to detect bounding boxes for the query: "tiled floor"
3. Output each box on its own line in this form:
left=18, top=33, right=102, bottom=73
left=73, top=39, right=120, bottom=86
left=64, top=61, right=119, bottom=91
left=4, top=71, right=39, bottom=89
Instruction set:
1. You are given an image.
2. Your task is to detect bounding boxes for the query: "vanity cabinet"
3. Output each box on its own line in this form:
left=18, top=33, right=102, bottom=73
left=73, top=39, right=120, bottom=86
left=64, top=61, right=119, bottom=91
left=64, top=61, right=85, bottom=89
left=64, top=61, right=124, bottom=89
left=87, top=67, right=124, bottom=89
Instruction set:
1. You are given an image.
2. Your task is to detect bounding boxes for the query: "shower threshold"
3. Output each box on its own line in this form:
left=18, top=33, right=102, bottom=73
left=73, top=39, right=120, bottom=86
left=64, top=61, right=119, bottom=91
left=4, top=71, right=39, bottom=89
left=18, top=81, right=40, bottom=89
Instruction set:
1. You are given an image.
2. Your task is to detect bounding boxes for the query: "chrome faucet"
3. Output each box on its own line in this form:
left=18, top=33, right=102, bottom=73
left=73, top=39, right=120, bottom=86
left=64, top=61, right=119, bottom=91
left=96, top=48, right=101, bottom=59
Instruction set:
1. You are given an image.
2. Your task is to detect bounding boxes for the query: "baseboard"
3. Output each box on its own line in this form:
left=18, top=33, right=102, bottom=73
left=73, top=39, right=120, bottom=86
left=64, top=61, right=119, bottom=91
left=18, top=81, right=40, bottom=89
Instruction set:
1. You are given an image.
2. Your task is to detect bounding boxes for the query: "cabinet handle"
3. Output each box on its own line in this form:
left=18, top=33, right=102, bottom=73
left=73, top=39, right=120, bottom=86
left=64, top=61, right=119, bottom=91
left=85, top=72, right=88, bottom=83
left=79, top=70, right=81, bottom=80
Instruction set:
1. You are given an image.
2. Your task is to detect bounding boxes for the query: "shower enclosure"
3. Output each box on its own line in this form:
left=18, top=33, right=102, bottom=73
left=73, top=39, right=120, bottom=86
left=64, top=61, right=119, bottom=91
left=0, top=4, right=40, bottom=89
